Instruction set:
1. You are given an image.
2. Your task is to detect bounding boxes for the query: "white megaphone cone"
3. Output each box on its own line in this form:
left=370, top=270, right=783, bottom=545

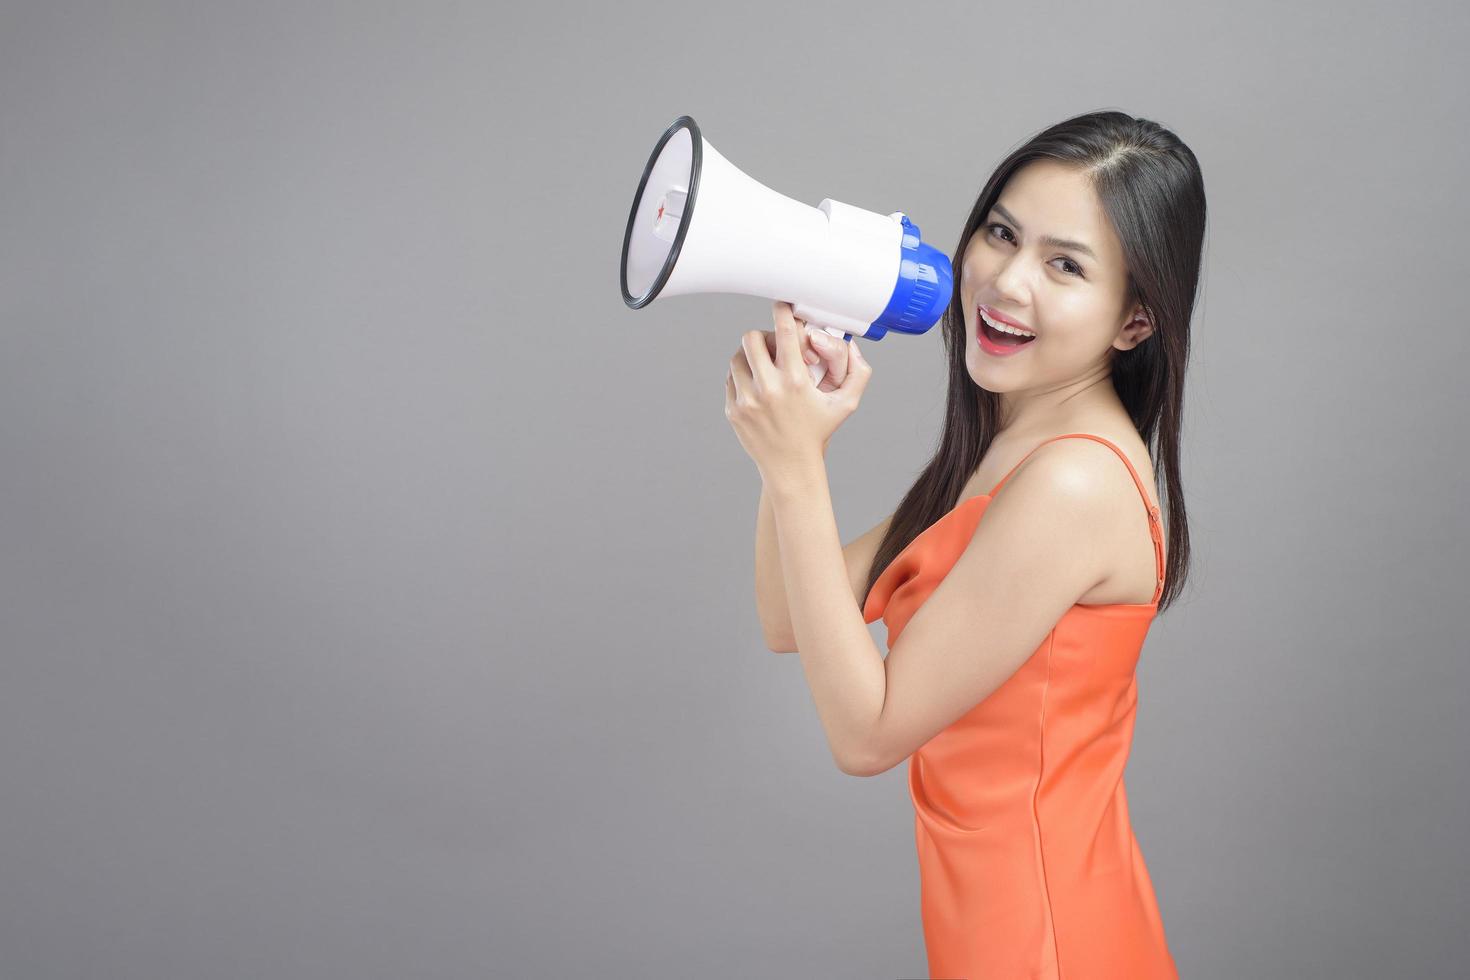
left=620, top=116, right=952, bottom=387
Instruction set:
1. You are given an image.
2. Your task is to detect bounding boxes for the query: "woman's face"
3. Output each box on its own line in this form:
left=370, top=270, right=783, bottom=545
left=959, top=159, right=1152, bottom=401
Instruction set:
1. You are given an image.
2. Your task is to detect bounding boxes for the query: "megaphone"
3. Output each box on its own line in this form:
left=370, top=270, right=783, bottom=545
left=619, top=116, right=953, bottom=387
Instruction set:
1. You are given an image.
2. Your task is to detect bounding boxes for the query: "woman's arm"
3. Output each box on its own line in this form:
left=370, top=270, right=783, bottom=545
left=750, top=320, right=871, bottom=652
left=756, top=487, right=893, bottom=653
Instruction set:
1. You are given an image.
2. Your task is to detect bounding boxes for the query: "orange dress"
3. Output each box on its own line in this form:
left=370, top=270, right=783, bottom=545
left=862, top=433, right=1178, bottom=980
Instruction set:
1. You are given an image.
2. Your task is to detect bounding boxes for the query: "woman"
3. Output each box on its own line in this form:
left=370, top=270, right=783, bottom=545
left=728, top=109, right=1203, bottom=978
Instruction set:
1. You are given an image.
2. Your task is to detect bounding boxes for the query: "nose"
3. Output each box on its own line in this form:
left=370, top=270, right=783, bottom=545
left=990, top=253, right=1031, bottom=306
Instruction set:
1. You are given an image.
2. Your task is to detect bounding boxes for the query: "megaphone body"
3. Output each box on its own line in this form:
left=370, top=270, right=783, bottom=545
left=620, top=116, right=953, bottom=386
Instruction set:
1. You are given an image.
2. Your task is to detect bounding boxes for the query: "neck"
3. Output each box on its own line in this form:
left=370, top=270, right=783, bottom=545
left=995, top=368, right=1120, bottom=437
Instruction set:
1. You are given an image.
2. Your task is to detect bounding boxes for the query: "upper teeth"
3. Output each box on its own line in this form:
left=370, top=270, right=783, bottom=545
left=981, top=310, right=1035, bottom=337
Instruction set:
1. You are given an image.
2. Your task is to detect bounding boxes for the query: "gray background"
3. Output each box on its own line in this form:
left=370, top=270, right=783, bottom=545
left=2, top=1, right=1466, bottom=978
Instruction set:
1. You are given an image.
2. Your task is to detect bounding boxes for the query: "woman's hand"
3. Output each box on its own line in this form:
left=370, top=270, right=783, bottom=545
left=724, top=301, right=872, bottom=483
left=789, top=322, right=854, bottom=451
left=798, top=325, right=855, bottom=394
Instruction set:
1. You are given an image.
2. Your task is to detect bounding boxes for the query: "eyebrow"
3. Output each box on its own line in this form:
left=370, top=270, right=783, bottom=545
left=991, top=203, right=1099, bottom=262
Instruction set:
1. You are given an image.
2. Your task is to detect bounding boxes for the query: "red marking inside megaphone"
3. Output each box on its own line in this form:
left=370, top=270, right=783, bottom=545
left=652, top=188, right=687, bottom=243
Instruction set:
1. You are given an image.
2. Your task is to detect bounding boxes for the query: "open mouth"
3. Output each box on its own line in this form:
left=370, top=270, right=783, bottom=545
left=978, top=309, right=1037, bottom=348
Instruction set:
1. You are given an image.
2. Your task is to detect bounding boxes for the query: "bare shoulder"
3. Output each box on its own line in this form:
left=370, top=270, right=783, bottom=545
left=995, top=433, right=1159, bottom=602
left=929, top=446, right=1123, bottom=637
left=1013, top=434, right=1151, bottom=500
left=990, top=437, right=1138, bottom=525
left=1005, top=431, right=1148, bottom=518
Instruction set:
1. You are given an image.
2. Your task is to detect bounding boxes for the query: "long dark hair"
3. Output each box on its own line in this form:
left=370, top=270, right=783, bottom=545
left=861, top=110, right=1206, bottom=615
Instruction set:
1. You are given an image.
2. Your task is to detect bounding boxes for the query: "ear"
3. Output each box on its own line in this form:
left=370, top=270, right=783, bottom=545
left=1112, top=304, right=1156, bottom=351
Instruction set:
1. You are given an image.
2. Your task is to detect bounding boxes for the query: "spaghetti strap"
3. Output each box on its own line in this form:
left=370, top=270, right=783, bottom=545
left=988, top=433, right=1166, bottom=602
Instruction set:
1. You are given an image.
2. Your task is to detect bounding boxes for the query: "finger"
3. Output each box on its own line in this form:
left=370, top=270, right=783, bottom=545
left=771, top=301, right=804, bottom=377
left=764, top=307, right=819, bottom=359
left=762, top=329, right=781, bottom=360
left=792, top=327, right=824, bottom=369
left=740, top=330, right=773, bottom=388
left=806, top=332, right=846, bottom=385
left=837, top=338, right=871, bottom=400
left=729, top=350, right=753, bottom=399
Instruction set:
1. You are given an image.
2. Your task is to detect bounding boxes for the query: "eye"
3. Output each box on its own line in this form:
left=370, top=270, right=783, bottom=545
left=984, top=222, right=1085, bottom=278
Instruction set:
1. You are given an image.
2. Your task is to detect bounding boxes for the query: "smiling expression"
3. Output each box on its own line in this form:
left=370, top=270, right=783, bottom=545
left=959, top=159, right=1153, bottom=389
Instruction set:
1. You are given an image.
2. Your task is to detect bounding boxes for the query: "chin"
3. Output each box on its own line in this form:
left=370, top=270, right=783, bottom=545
left=964, top=347, right=1011, bottom=390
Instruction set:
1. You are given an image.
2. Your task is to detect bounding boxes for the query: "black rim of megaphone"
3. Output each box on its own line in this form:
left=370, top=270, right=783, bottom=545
left=621, top=115, right=702, bottom=309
